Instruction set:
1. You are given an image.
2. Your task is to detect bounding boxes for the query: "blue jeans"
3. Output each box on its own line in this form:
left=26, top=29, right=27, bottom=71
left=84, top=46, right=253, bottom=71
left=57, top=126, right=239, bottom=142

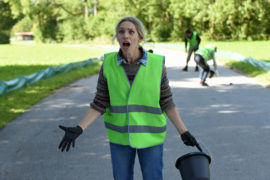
left=109, top=143, right=163, bottom=180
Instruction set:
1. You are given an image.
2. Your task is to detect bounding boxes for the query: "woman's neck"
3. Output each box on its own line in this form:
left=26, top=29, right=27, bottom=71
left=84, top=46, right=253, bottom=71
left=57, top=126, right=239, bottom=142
left=122, top=47, right=141, bottom=64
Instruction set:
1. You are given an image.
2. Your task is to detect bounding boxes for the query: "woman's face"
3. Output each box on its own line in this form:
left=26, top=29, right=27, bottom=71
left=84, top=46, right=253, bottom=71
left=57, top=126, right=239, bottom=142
left=116, top=21, right=142, bottom=54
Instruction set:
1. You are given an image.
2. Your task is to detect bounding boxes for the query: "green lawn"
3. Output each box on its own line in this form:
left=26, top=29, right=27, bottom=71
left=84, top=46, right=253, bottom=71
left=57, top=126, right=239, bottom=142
left=200, top=41, right=270, bottom=85
left=161, top=40, right=270, bottom=62
left=200, top=41, right=270, bottom=62
left=156, top=40, right=270, bottom=85
left=0, top=43, right=106, bottom=129
left=0, top=44, right=106, bottom=81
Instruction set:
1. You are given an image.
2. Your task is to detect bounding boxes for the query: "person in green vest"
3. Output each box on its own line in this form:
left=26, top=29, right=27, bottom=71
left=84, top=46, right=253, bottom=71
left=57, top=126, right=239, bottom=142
left=194, top=45, right=218, bottom=86
left=58, top=16, right=200, bottom=180
left=183, top=29, right=201, bottom=72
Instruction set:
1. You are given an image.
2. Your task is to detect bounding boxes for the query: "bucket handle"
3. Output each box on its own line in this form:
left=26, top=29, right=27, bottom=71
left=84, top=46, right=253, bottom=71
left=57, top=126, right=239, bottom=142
left=195, top=139, right=213, bottom=161
left=195, top=142, right=202, bottom=152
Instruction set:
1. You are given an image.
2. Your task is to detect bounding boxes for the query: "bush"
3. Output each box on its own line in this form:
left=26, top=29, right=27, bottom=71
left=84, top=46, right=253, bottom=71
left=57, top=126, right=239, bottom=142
left=0, top=31, right=10, bottom=44
left=33, top=17, right=58, bottom=43
left=57, top=16, right=88, bottom=42
left=150, top=21, right=173, bottom=41
left=86, top=12, right=117, bottom=39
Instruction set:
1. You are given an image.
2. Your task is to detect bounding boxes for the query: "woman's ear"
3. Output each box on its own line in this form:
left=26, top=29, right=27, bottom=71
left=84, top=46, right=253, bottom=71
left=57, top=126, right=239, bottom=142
left=138, top=36, right=143, bottom=43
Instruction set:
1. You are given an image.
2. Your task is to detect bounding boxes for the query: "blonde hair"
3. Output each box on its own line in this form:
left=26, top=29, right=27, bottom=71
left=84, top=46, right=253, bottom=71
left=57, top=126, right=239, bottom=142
left=114, top=16, right=146, bottom=41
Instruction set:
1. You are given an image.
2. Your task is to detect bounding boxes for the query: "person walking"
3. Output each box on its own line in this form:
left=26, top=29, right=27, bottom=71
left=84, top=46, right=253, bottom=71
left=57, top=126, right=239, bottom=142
left=194, top=45, right=218, bottom=86
left=183, top=29, right=201, bottom=72
left=58, top=16, right=200, bottom=180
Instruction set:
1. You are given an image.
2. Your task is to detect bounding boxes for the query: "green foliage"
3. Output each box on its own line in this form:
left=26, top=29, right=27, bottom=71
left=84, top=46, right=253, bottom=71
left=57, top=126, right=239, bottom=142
left=58, top=16, right=88, bottom=42
left=123, top=0, right=173, bottom=41
left=31, top=1, right=59, bottom=42
left=0, top=1, right=17, bottom=43
left=11, top=16, right=33, bottom=34
left=5, top=0, right=270, bottom=42
left=86, top=0, right=126, bottom=38
left=0, top=1, right=17, bottom=30
left=0, top=31, right=10, bottom=44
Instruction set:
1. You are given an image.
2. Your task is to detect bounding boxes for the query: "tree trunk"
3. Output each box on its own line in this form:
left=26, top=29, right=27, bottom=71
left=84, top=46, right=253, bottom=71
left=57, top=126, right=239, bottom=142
left=93, top=0, right=97, bottom=16
left=84, top=0, right=89, bottom=21
left=210, top=19, right=215, bottom=39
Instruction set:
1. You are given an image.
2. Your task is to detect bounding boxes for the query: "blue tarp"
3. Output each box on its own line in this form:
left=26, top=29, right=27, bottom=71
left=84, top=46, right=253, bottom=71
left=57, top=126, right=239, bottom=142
left=215, top=51, right=270, bottom=71
left=0, top=56, right=103, bottom=95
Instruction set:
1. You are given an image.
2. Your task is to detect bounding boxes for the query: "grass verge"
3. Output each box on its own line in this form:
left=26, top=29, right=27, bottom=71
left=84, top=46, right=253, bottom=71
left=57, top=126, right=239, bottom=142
left=218, top=57, right=270, bottom=85
left=152, top=40, right=270, bottom=85
left=0, top=63, right=101, bottom=129
left=204, top=41, right=270, bottom=85
left=0, top=43, right=106, bottom=81
left=200, top=41, right=270, bottom=62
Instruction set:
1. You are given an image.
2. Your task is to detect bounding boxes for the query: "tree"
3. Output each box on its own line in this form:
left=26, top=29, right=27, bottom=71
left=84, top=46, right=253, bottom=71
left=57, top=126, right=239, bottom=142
left=4, top=0, right=270, bottom=42
left=0, top=1, right=17, bottom=43
left=123, top=0, right=173, bottom=41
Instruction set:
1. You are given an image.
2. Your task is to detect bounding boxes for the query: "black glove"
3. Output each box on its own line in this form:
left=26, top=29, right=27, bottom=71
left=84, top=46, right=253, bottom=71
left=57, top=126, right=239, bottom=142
left=58, top=125, right=83, bottom=152
left=181, top=131, right=202, bottom=151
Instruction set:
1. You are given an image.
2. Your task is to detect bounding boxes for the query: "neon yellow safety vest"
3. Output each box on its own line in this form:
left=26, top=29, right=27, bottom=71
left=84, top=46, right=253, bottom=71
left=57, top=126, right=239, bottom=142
left=196, top=48, right=215, bottom=61
left=187, top=32, right=198, bottom=48
left=103, top=52, right=167, bottom=148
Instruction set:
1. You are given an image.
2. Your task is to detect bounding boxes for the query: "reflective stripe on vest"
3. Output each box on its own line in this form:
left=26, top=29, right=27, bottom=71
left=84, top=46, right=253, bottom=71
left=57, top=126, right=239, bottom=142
left=187, top=32, right=198, bottom=48
left=109, top=105, right=162, bottom=114
left=103, top=52, right=167, bottom=148
left=196, top=48, right=214, bottom=61
left=105, top=122, right=166, bottom=133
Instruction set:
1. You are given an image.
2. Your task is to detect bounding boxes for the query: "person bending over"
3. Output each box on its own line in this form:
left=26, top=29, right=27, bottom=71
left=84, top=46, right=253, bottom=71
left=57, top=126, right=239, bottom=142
left=194, top=45, right=218, bottom=86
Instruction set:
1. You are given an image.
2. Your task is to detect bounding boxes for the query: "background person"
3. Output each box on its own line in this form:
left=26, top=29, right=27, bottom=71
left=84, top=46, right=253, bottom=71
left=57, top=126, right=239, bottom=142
left=183, top=29, right=201, bottom=72
left=194, top=45, right=218, bottom=86
left=58, top=16, right=200, bottom=180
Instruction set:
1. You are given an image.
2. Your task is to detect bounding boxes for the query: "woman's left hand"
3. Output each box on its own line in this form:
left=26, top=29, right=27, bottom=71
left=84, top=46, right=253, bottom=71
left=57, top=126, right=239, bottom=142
left=181, top=131, right=202, bottom=151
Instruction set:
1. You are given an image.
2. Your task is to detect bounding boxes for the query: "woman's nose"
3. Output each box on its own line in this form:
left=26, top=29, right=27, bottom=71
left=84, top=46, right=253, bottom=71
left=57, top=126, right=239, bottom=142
left=123, top=31, right=129, bottom=38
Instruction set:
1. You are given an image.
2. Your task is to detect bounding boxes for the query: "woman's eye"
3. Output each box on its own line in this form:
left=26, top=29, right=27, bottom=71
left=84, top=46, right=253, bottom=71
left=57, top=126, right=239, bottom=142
left=119, top=30, right=124, bottom=34
left=129, top=30, right=134, bottom=34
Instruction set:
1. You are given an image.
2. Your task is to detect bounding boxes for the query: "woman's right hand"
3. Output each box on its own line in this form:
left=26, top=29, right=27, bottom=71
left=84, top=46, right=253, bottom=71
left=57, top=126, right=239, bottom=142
left=58, top=125, right=83, bottom=152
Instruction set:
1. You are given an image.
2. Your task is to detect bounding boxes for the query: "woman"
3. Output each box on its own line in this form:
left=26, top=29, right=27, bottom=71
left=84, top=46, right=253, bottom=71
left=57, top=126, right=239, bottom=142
left=58, top=16, right=200, bottom=180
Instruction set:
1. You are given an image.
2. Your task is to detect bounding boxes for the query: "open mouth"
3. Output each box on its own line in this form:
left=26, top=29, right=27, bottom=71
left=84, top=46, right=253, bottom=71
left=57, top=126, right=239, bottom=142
left=123, top=42, right=131, bottom=47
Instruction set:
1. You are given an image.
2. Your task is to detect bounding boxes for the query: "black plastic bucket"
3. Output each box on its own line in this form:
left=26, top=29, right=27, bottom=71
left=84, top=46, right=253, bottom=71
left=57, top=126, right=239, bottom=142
left=175, top=152, right=211, bottom=180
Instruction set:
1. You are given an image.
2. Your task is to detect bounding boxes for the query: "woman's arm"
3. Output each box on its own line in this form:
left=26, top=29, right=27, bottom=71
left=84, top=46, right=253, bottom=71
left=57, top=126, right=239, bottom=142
left=58, top=64, right=106, bottom=152
left=159, top=63, right=187, bottom=134
left=165, top=106, right=201, bottom=150
left=78, top=107, right=101, bottom=131
left=165, top=106, right=188, bottom=135
left=79, top=63, right=108, bottom=130
left=159, top=62, right=200, bottom=148
left=58, top=107, right=101, bottom=152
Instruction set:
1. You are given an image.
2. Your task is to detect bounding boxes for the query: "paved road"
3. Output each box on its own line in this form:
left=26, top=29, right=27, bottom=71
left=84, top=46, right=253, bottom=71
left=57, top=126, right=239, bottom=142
left=1, top=48, right=270, bottom=180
